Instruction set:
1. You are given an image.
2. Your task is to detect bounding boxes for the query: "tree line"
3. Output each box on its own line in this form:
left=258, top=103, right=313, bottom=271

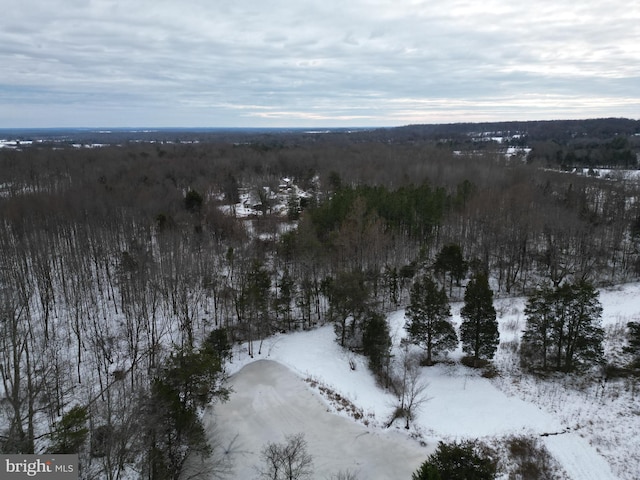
left=1, top=135, right=639, bottom=478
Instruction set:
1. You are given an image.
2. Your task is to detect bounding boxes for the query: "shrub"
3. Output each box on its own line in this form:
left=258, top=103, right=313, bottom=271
left=412, top=440, right=497, bottom=480
left=461, top=355, right=490, bottom=369
left=505, top=435, right=558, bottom=479
left=481, top=365, right=499, bottom=379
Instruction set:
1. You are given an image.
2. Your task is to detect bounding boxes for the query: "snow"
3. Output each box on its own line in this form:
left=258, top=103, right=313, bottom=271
left=417, top=362, right=558, bottom=438
left=543, top=435, right=618, bottom=480
left=213, top=283, right=640, bottom=479
left=227, top=326, right=392, bottom=419
left=0, top=139, right=33, bottom=149
left=210, top=360, right=429, bottom=479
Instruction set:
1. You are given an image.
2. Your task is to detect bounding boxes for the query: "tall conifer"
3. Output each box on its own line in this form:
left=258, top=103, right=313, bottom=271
left=460, top=273, right=499, bottom=365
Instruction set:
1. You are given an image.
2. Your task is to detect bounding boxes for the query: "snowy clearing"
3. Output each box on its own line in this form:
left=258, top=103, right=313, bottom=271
left=210, top=360, right=430, bottom=479
left=211, top=283, right=640, bottom=479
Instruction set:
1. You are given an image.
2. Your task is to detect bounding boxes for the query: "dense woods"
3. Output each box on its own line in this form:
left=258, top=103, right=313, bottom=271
left=1, top=120, right=639, bottom=478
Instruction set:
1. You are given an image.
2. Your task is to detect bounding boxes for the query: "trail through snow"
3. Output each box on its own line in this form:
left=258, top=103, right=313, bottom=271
left=542, top=434, right=618, bottom=480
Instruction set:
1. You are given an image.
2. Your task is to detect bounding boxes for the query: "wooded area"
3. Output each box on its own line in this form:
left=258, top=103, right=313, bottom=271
left=1, top=119, right=639, bottom=478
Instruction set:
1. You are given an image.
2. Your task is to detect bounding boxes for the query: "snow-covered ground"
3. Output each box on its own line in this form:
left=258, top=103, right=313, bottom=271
left=212, top=283, right=640, bottom=479
left=209, top=360, right=429, bottom=479
left=571, top=168, right=640, bottom=182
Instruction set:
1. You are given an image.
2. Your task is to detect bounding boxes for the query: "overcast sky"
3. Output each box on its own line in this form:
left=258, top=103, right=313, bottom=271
left=1, top=0, right=639, bottom=128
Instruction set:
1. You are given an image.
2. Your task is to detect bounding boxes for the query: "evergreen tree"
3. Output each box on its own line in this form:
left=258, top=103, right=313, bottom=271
left=405, top=274, right=458, bottom=365
left=362, top=310, right=392, bottom=377
left=50, top=406, right=89, bottom=454
left=144, top=345, right=229, bottom=479
left=561, top=281, right=603, bottom=371
left=274, top=268, right=295, bottom=330
left=521, top=281, right=603, bottom=372
left=624, top=321, right=640, bottom=368
left=324, top=270, right=370, bottom=348
left=411, top=462, right=441, bottom=480
left=239, top=259, right=272, bottom=356
left=460, top=274, right=499, bottom=365
left=412, top=440, right=497, bottom=480
left=520, top=285, right=555, bottom=370
left=184, top=189, right=203, bottom=212
left=203, top=327, right=232, bottom=363
left=434, top=244, right=467, bottom=296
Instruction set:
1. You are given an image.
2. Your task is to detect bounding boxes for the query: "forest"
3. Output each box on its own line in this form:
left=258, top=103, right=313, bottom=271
left=1, top=119, right=640, bottom=479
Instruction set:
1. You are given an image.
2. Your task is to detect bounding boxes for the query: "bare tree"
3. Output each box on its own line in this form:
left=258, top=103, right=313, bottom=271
left=330, top=469, right=360, bottom=480
left=258, top=433, right=314, bottom=480
left=387, top=345, right=430, bottom=430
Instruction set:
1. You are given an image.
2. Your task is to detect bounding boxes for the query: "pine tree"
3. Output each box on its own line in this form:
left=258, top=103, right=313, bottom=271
left=239, top=259, right=271, bottom=356
left=521, top=285, right=555, bottom=370
left=144, top=345, right=229, bottom=479
left=460, top=274, right=498, bottom=366
left=559, top=281, right=604, bottom=372
left=412, top=440, right=497, bottom=480
left=405, top=274, right=458, bottom=365
left=325, top=270, right=370, bottom=348
left=434, top=244, right=467, bottom=296
left=362, top=310, right=392, bottom=377
left=184, top=189, right=203, bottom=213
left=274, top=268, right=295, bottom=330
left=521, top=281, right=604, bottom=372
left=50, top=406, right=89, bottom=454
left=624, top=321, right=640, bottom=368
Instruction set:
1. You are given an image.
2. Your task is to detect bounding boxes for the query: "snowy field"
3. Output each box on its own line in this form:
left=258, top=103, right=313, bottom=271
left=209, top=360, right=429, bottom=479
left=210, top=283, right=640, bottom=479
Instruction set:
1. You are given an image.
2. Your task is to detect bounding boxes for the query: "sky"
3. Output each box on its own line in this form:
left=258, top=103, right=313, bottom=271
left=1, top=0, right=639, bottom=128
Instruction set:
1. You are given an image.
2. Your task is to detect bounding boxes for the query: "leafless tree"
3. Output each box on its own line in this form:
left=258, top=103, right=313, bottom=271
left=258, top=433, right=314, bottom=480
left=387, top=344, right=430, bottom=430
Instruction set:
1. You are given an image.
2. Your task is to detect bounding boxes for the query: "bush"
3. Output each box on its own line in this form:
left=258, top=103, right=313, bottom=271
left=505, top=435, right=559, bottom=479
left=412, top=440, right=497, bottom=480
left=461, top=355, right=490, bottom=369
left=481, top=364, right=499, bottom=379
left=412, top=461, right=442, bottom=480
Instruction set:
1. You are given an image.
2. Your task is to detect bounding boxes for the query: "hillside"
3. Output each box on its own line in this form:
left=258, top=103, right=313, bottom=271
left=211, top=283, right=640, bottom=479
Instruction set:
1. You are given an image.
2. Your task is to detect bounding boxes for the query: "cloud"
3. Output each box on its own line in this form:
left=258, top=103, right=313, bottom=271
left=1, top=0, right=638, bottom=126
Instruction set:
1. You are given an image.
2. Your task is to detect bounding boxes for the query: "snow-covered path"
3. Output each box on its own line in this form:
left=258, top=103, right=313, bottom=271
left=543, top=434, right=618, bottom=480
